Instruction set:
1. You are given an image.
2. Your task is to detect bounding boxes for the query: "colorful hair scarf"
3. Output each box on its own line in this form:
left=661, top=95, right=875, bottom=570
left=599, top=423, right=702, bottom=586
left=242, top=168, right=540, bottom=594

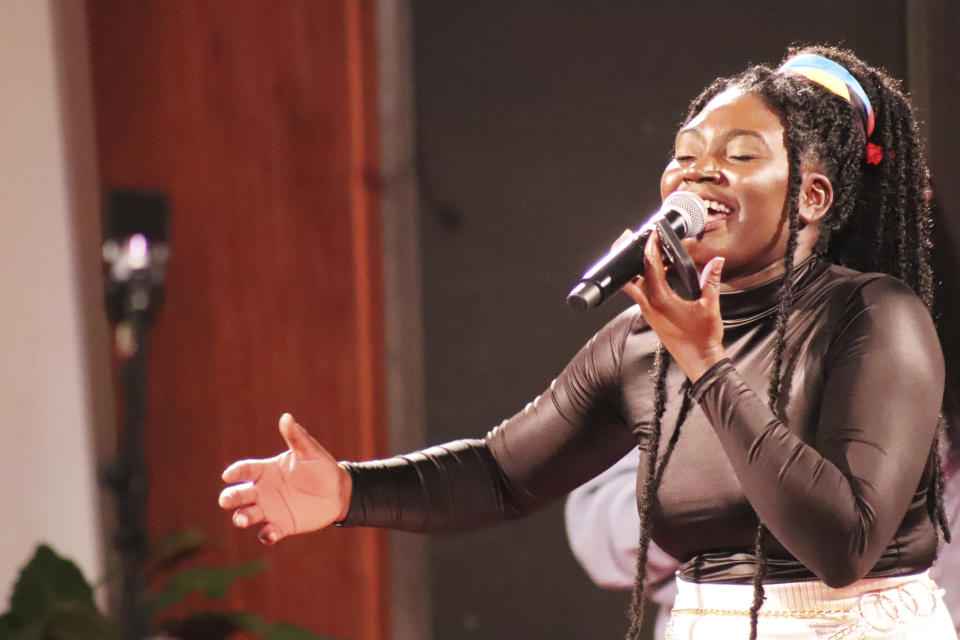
left=779, top=53, right=875, bottom=139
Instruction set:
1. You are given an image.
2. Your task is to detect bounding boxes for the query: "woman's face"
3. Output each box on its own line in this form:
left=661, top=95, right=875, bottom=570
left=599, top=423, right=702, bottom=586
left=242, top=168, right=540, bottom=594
left=660, top=87, right=792, bottom=287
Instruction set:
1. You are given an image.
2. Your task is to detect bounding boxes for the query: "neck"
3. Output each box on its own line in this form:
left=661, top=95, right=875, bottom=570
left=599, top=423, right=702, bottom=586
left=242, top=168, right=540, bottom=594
left=717, top=245, right=815, bottom=292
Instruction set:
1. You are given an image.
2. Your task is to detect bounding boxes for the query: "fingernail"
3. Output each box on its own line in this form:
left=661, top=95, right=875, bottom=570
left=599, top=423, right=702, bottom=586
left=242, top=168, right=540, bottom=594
left=714, top=258, right=725, bottom=273
left=234, top=513, right=248, bottom=528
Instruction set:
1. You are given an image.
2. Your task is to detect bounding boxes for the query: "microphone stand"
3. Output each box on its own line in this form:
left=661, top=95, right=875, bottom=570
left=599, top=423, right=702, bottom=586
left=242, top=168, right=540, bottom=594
left=103, top=313, right=152, bottom=640
left=100, top=192, right=169, bottom=640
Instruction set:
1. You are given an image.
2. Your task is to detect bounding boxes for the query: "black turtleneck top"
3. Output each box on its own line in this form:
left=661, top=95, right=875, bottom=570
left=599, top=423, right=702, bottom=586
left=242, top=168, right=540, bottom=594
left=342, top=259, right=945, bottom=587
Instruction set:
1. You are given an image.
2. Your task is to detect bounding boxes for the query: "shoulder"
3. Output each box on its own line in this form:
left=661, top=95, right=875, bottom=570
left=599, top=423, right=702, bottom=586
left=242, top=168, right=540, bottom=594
left=586, top=304, right=646, bottom=352
left=554, top=305, right=644, bottom=390
left=814, top=263, right=942, bottom=368
left=820, top=263, right=931, bottom=317
left=804, top=262, right=931, bottom=320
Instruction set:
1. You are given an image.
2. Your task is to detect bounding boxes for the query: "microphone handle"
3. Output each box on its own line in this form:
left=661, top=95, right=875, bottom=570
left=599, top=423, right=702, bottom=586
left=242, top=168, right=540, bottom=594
left=566, top=230, right=651, bottom=310
left=566, top=209, right=691, bottom=311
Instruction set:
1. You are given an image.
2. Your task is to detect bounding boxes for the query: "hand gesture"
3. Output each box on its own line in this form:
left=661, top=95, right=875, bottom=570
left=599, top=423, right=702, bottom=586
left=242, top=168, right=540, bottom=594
left=622, top=229, right=727, bottom=382
left=218, top=413, right=352, bottom=544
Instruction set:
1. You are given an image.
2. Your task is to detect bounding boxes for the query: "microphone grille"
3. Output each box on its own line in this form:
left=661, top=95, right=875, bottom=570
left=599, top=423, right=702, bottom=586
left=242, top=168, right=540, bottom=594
left=663, top=191, right=706, bottom=236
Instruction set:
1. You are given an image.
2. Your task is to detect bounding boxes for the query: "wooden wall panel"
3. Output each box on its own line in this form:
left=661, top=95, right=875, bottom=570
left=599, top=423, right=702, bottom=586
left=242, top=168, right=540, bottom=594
left=85, top=2, right=388, bottom=638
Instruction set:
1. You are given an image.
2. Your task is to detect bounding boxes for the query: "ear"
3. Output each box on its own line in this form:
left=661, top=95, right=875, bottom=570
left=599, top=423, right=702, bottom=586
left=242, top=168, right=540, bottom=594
left=798, top=170, right=833, bottom=226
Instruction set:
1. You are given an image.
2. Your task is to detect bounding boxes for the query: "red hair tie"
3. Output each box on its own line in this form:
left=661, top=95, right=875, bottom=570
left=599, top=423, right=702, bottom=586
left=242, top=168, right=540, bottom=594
left=866, top=142, right=884, bottom=165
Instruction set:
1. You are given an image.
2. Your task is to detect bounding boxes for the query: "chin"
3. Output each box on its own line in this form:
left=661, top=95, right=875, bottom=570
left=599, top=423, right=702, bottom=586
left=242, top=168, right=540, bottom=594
left=682, top=238, right=724, bottom=268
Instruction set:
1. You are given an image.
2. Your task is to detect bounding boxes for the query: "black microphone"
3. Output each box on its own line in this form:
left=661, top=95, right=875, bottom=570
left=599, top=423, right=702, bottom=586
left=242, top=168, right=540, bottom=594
left=566, top=191, right=706, bottom=311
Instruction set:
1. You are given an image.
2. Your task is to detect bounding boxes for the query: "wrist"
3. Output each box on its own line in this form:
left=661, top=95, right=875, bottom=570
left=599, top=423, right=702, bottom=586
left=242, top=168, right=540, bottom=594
left=336, top=462, right=354, bottom=522
left=680, top=347, right=727, bottom=384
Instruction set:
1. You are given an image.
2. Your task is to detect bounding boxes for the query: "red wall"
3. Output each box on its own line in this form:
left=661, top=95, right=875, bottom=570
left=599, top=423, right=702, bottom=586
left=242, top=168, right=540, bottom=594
left=86, top=2, right=389, bottom=637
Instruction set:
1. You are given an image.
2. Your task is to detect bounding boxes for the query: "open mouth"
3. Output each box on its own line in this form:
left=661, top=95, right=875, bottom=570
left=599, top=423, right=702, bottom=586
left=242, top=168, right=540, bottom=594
left=703, top=198, right=733, bottom=217
left=698, top=198, right=733, bottom=235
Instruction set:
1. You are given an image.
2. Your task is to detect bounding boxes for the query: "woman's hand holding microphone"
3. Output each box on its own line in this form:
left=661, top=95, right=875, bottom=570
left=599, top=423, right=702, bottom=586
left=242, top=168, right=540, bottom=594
left=620, top=228, right=727, bottom=384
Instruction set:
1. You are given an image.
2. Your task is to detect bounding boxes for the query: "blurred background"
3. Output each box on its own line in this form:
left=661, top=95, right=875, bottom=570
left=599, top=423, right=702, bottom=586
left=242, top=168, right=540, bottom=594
left=2, top=1, right=957, bottom=638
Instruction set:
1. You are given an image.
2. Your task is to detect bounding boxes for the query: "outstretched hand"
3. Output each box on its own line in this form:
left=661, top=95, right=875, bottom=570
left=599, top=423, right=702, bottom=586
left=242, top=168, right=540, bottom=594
left=622, top=229, right=727, bottom=383
left=218, top=413, right=352, bottom=545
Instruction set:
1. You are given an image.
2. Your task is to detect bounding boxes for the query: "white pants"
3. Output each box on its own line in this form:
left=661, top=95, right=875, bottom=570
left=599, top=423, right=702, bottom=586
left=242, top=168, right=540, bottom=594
left=666, top=571, right=958, bottom=639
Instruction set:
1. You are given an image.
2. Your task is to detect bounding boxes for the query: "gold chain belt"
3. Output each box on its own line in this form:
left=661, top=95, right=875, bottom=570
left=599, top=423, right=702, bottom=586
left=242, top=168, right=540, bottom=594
left=666, top=579, right=941, bottom=640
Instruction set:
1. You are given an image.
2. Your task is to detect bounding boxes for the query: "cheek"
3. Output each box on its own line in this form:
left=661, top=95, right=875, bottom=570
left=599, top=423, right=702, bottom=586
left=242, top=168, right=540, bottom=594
left=660, top=168, right=680, bottom=200
left=742, top=165, right=790, bottom=213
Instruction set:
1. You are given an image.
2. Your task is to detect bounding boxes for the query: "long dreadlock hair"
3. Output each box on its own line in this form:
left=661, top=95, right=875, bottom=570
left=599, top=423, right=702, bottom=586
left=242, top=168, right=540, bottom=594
left=624, top=45, right=948, bottom=640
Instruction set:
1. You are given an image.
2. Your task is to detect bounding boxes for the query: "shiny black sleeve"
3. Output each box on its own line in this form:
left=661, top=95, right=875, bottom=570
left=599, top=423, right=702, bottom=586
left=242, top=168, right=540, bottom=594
left=690, top=276, right=944, bottom=587
left=339, top=311, right=641, bottom=532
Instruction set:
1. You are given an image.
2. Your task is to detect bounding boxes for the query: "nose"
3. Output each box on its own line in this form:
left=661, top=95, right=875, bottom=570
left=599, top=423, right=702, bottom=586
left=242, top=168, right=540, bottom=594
left=682, top=157, right=722, bottom=183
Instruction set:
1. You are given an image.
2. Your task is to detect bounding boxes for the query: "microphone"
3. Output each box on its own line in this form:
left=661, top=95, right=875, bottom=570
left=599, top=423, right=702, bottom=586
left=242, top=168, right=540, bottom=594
left=566, top=191, right=706, bottom=311
left=101, top=190, right=170, bottom=329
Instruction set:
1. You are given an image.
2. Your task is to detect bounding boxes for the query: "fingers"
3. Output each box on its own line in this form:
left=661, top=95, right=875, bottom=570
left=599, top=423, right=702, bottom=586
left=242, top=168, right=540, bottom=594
left=222, top=413, right=317, bottom=484
left=257, top=525, right=281, bottom=546
left=641, top=229, right=673, bottom=304
left=278, top=413, right=323, bottom=458
left=222, top=458, right=268, bottom=484
left=621, top=276, right=646, bottom=308
left=220, top=414, right=327, bottom=546
left=611, top=228, right=634, bottom=252
left=231, top=503, right=265, bottom=529
left=219, top=481, right=257, bottom=510
left=699, top=257, right=725, bottom=309
left=219, top=482, right=266, bottom=530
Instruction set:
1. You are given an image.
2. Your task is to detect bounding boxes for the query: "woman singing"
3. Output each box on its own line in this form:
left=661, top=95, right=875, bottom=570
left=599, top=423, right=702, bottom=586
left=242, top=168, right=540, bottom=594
left=219, top=45, right=955, bottom=639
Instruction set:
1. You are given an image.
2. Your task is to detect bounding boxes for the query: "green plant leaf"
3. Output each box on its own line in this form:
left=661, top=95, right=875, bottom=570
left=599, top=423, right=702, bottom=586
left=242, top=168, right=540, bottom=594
left=45, top=602, right=119, bottom=640
left=262, top=622, right=340, bottom=640
left=147, top=560, right=265, bottom=613
left=1, top=542, right=328, bottom=640
left=8, top=545, right=97, bottom=626
left=156, top=611, right=338, bottom=640
left=149, top=530, right=204, bottom=565
left=0, top=611, right=18, bottom=635
left=147, top=529, right=206, bottom=578
left=155, top=610, right=269, bottom=639
left=150, top=529, right=205, bottom=559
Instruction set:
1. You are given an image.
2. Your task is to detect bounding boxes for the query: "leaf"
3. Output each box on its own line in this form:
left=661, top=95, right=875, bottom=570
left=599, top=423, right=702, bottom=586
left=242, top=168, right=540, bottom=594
left=156, top=611, right=338, bottom=640
left=45, top=603, right=119, bottom=640
left=150, top=529, right=205, bottom=561
left=8, top=545, right=97, bottom=626
left=155, top=610, right=269, bottom=639
left=147, top=529, right=205, bottom=577
left=147, top=561, right=265, bottom=613
left=0, top=611, right=17, bottom=636
left=262, top=622, right=340, bottom=640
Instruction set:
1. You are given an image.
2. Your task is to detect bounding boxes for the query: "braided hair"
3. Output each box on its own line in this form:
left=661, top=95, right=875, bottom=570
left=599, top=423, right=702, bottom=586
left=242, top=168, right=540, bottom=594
left=624, top=45, right=947, bottom=640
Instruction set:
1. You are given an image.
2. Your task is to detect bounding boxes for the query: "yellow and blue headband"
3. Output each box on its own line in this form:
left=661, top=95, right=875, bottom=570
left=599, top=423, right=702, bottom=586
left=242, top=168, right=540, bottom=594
left=779, top=53, right=875, bottom=138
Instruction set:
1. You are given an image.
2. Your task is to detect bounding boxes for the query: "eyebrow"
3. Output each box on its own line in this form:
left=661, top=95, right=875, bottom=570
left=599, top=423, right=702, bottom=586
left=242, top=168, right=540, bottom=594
left=675, top=127, right=769, bottom=147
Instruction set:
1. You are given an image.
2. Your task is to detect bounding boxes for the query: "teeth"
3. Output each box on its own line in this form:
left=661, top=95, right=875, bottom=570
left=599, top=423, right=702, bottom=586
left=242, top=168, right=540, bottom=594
left=703, top=199, right=732, bottom=214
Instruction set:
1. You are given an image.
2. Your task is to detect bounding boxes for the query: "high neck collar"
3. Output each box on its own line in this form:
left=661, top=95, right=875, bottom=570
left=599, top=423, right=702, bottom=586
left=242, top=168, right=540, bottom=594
left=719, top=256, right=827, bottom=326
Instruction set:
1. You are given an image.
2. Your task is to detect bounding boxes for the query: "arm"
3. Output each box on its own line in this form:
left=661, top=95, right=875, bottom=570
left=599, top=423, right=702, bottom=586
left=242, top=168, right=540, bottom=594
left=624, top=236, right=943, bottom=586
left=221, top=312, right=641, bottom=539
left=692, top=277, right=943, bottom=586
left=343, top=311, right=640, bottom=531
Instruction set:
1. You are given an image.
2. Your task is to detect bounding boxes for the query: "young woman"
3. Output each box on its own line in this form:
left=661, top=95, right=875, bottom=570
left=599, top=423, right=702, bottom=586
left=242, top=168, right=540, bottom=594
left=219, top=46, right=955, bottom=639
